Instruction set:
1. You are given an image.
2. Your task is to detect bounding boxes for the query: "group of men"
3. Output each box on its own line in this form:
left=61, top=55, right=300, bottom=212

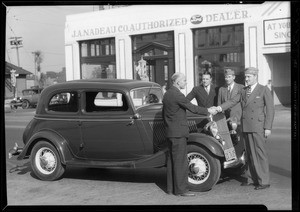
left=162, top=67, right=275, bottom=196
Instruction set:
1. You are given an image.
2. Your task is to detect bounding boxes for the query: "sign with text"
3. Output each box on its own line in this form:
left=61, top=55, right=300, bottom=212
left=264, top=18, right=290, bottom=45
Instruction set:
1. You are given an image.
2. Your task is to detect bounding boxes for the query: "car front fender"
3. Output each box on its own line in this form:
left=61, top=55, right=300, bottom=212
left=188, top=133, right=224, bottom=158
left=17, top=129, right=73, bottom=164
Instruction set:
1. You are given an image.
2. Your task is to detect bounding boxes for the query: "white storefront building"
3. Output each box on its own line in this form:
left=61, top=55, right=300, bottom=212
left=65, top=2, right=291, bottom=105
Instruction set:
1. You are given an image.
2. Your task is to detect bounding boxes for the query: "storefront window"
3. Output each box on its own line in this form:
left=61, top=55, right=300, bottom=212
left=79, top=38, right=116, bottom=79
left=193, top=24, right=244, bottom=88
left=131, top=31, right=174, bottom=87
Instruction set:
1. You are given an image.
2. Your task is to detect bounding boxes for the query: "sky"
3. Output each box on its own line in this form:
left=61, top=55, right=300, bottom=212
left=5, top=5, right=100, bottom=74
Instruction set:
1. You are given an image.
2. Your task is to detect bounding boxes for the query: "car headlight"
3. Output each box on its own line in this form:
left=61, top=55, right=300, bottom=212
left=209, top=121, right=220, bottom=140
left=204, top=121, right=220, bottom=140
left=228, top=119, right=237, bottom=131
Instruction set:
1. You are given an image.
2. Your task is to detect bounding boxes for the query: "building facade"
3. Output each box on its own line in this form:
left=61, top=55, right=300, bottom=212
left=5, top=62, right=33, bottom=98
left=65, top=2, right=291, bottom=105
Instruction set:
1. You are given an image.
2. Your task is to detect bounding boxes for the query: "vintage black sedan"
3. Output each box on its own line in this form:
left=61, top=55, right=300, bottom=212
left=9, top=79, right=245, bottom=192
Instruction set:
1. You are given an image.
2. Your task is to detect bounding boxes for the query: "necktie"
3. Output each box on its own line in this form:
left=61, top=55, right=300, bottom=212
left=205, top=86, right=209, bottom=94
left=246, top=86, right=251, bottom=99
left=227, top=86, right=231, bottom=99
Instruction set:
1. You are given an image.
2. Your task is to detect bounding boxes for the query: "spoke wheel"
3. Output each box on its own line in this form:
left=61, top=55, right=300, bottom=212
left=31, top=141, right=65, bottom=181
left=187, top=145, right=221, bottom=192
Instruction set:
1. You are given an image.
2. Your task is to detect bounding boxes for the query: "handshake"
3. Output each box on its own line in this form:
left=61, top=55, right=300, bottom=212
left=207, top=106, right=222, bottom=115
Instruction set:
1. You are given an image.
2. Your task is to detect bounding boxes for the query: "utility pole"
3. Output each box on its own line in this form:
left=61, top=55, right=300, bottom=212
left=32, top=52, right=37, bottom=86
left=9, top=37, right=23, bottom=97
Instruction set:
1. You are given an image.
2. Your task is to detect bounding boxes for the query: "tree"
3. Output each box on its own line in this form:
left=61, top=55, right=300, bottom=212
left=32, top=50, right=43, bottom=87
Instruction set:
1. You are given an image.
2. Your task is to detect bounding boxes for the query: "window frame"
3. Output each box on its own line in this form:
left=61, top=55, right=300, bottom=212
left=79, top=38, right=116, bottom=80
left=193, top=24, right=245, bottom=88
left=46, top=90, right=80, bottom=114
left=81, top=89, right=133, bottom=115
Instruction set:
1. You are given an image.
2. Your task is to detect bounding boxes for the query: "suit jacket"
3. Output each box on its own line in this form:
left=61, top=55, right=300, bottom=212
left=220, top=83, right=275, bottom=133
left=163, top=86, right=209, bottom=138
left=186, top=84, right=217, bottom=108
left=217, top=82, right=244, bottom=124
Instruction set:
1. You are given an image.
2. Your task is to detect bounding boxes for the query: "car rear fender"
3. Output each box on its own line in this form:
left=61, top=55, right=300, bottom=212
left=188, top=133, right=224, bottom=158
left=17, top=129, right=72, bottom=164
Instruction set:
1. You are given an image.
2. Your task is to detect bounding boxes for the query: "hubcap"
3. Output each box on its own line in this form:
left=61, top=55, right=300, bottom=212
left=35, top=147, right=57, bottom=175
left=187, top=152, right=210, bottom=184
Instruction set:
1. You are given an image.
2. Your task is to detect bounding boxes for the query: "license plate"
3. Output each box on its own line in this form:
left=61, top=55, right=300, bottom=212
left=224, top=147, right=237, bottom=161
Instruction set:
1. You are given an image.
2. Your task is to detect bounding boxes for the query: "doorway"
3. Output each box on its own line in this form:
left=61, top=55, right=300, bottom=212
left=132, top=31, right=175, bottom=87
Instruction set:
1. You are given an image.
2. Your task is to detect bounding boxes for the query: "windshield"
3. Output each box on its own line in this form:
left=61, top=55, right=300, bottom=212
left=130, top=87, right=163, bottom=109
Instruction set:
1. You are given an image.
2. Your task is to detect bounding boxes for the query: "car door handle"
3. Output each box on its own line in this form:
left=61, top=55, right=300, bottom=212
left=127, top=119, right=134, bottom=126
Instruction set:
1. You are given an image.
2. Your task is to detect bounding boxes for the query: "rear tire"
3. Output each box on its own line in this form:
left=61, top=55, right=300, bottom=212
left=30, top=141, right=65, bottom=181
left=187, top=145, right=221, bottom=192
left=22, top=100, right=30, bottom=109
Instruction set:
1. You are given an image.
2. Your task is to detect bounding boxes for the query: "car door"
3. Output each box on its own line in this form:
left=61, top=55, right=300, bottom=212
left=46, top=91, right=84, bottom=158
left=80, top=90, right=146, bottom=160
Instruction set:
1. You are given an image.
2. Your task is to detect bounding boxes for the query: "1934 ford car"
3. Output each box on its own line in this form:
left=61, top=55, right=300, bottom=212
left=9, top=79, right=245, bottom=192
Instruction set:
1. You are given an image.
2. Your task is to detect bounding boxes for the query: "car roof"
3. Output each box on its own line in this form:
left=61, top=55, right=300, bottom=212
left=36, top=79, right=162, bottom=114
left=22, top=88, right=43, bottom=91
left=42, top=79, right=161, bottom=93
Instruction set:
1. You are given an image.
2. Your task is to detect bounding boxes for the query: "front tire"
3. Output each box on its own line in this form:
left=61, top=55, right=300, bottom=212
left=30, top=141, right=65, bottom=181
left=187, top=145, right=221, bottom=192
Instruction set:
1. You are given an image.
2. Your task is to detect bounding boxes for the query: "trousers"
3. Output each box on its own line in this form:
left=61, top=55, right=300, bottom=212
left=243, top=132, right=269, bottom=185
left=166, top=137, right=189, bottom=195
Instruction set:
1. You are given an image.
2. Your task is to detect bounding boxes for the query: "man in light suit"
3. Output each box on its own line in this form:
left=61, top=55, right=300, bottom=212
left=186, top=71, right=217, bottom=108
left=216, top=67, right=275, bottom=190
left=218, top=68, right=244, bottom=148
left=162, top=72, right=214, bottom=196
left=217, top=68, right=243, bottom=124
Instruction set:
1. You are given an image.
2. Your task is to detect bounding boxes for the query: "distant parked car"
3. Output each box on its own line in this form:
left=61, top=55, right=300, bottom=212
left=10, top=96, right=23, bottom=109
left=9, top=79, right=245, bottom=192
left=20, top=87, right=43, bottom=109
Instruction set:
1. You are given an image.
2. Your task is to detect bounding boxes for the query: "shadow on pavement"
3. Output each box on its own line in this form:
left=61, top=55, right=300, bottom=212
left=9, top=161, right=31, bottom=175
left=269, top=164, right=291, bottom=178
left=62, top=166, right=168, bottom=192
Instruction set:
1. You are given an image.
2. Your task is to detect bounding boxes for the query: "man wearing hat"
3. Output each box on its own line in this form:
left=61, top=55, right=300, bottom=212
left=217, top=68, right=244, bottom=124
left=216, top=67, right=275, bottom=190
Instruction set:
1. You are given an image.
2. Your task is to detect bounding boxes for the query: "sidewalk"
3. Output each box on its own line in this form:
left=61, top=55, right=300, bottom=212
left=273, top=105, right=291, bottom=129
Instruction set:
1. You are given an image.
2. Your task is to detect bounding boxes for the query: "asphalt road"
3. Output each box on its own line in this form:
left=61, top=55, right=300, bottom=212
left=3, top=107, right=293, bottom=210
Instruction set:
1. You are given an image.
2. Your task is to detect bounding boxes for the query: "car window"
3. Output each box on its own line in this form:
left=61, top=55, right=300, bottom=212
left=85, top=91, right=128, bottom=112
left=48, top=92, right=78, bottom=112
left=130, top=87, right=163, bottom=109
left=22, top=90, right=29, bottom=95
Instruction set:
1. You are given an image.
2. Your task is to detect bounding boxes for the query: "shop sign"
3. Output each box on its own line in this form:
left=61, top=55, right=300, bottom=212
left=264, top=18, right=290, bottom=45
left=71, top=9, right=250, bottom=39
left=71, top=18, right=188, bottom=38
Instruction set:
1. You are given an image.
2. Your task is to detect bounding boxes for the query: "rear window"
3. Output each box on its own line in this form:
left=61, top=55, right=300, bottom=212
left=48, top=92, right=78, bottom=112
left=85, top=91, right=128, bottom=112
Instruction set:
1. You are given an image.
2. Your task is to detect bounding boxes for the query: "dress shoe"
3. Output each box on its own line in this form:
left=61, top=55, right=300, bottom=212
left=254, top=184, right=270, bottom=190
left=176, top=191, right=195, bottom=197
left=240, top=182, right=255, bottom=186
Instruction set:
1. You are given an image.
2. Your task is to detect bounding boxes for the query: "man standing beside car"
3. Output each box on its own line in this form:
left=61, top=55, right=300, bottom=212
left=215, top=67, right=275, bottom=190
left=162, top=72, right=216, bottom=196
left=217, top=68, right=244, bottom=148
left=186, top=71, right=217, bottom=108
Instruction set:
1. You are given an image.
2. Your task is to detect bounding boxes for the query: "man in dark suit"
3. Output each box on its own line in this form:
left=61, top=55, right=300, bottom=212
left=163, top=72, right=214, bottom=196
left=186, top=71, right=217, bottom=108
left=216, top=67, right=275, bottom=190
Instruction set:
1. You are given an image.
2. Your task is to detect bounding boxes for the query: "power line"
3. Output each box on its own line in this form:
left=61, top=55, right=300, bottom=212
left=13, top=17, right=64, bottom=27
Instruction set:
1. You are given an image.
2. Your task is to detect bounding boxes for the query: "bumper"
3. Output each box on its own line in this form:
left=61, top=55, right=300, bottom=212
left=223, top=151, right=246, bottom=169
left=8, top=143, right=23, bottom=159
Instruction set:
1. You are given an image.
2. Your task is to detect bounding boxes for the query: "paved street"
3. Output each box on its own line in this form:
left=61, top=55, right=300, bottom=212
left=3, top=106, right=293, bottom=210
